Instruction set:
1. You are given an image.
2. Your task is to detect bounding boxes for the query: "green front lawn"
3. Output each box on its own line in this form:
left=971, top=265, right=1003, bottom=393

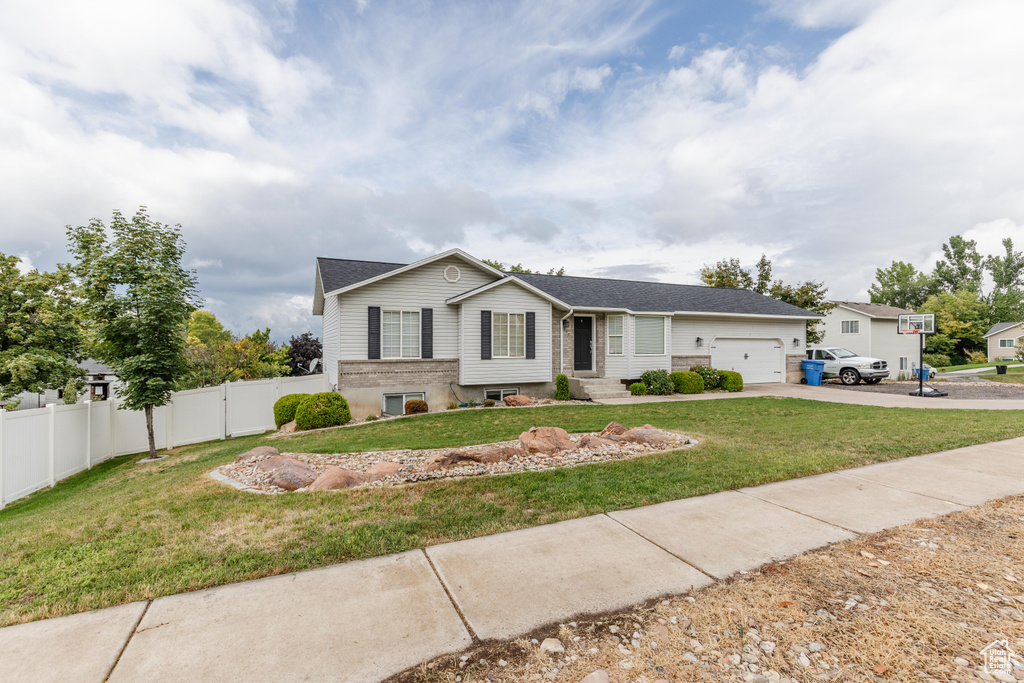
left=2, top=397, right=1022, bottom=627
left=939, top=361, right=1018, bottom=372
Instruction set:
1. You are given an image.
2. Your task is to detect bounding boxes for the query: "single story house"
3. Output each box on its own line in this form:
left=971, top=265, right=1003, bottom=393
left=984, top=322, right=1022, bottom=361
left=818, top=302, right=920, bottom=379
left=312, top=249, right=818, bottom=418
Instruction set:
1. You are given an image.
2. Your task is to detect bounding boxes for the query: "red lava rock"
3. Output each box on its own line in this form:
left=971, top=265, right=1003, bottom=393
left=599, top=422, right=628, bottom=438
left=307, top=467, right=363, bottom=491
left=236, top=446, right=280, bottom=464
left=502, top=394, right=534, bottom=406
left=519, top=426, right=575, bottom=455
left=269, top=459, right=319, bottom=490
left=365, top=462, right=405, bottom=482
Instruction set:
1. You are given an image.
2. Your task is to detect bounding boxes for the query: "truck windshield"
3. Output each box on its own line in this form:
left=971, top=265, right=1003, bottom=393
left=828, top=348, right=858, bottom=358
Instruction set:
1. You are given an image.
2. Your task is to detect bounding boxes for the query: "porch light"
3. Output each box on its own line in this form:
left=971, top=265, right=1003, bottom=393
left=793, top=337, right=801, bottom=347
left=695, top=336, right=703, bottom=347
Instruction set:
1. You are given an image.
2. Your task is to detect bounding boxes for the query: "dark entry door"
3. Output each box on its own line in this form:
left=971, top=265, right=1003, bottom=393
left=573, top=316, right=593, bottom=371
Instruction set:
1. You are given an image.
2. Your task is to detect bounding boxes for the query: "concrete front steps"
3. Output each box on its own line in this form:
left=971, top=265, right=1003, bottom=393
left=571, top=377, right=632, bottom=400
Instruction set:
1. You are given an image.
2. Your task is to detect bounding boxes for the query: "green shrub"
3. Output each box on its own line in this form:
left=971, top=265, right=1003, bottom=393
left=629, top=382, right=647, bottom=396
left=365, top=414, right=377, bottom=421
left=670, top=371, right=704, bottom=394
left=639, top=369, right=674, bottom=396
left=483, top=399, right=495, bottom=407
left=690, top=365, right=721, bottom=390
left=555, top=373, right=571, bottom=401
left=922, top=353, right=951, bottom=368
left=719, top=370, right=743, bottom=392
left=447, top=401, right=459, bottom=410
left=273, top=393, right=310, bottom=428
left=294, top=392, right=351, bottom=430
left=967, top=350, right=988, bottom=364
left=404, top=399, right=428, bottom=415
left=467, top=399, right=478, bottom=407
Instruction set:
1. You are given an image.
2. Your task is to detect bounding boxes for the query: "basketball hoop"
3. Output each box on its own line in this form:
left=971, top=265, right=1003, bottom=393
left=897, top=313, right=941, bottom=397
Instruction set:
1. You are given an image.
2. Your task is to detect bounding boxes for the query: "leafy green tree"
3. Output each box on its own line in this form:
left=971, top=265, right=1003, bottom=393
left=985, top=238, right=1024, bottom=323
left=932, top=235, right=984, bottom=294
left=752, top=254, right=772, bottom=295
left=287, top=332, right=323, bottom=375
left=700, top=257, right=753, bottom=290
left=181, top=311, right=291, bottom=389
left=0, top=254, right=83, bottom=401
left=868, top=261, right=936, bottom=310
left=482, top=259, right=564, bottom=275
left=68, top=208, right=200, bottom=459
left=920, top=289, right=988, bottom=362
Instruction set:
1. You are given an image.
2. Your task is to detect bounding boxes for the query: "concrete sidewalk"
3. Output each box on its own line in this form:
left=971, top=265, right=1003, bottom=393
left=3, top=438, right=1024, bottom=682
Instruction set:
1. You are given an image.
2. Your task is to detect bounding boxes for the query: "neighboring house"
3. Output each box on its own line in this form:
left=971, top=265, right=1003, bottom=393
left=984, top=322, right=1023, bottom=361
left=817, top=302, right=921, bottom=379
left=4, top=359, right=117, bottom=410
left=312, top=249, right=817, bottom=418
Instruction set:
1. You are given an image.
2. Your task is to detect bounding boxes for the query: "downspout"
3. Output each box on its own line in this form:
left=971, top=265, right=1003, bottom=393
left=559, top=308, right=574, bottom=375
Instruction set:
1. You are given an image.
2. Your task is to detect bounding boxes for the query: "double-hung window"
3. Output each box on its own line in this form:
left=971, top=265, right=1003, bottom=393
left=634, top=316, right=665, bottom=355
left=492, top=313, right=525, bottom=358
left=841, top=320, right=859, bottom=334
left=382, top=310, right=420, bottom=358
left=1000, top=338, right=1016, bottom=348
left=607, top=315, right=624, bottom=355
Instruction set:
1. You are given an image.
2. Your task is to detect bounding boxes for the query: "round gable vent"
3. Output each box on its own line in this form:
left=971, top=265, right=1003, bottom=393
left=443, top=265, right=461, bottom=283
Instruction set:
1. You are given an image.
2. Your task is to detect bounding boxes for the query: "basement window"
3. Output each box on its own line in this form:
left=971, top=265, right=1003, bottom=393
left=484, top=387, right=520, bottom=401
left=382, top=392, right=425, bottom=416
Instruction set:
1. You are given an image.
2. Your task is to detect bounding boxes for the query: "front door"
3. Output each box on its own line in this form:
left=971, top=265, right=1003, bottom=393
left=574, top=316, right=593, bottom=371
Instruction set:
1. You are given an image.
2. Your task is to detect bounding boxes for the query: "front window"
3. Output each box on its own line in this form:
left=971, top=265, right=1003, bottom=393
left=493, top=313, right=525, bottom=358
left=828, top=347, right=858, bottom=359
left=485, top=387, right=520, bottom=401
left=1000, top=338, right=1016, bottom=348
left=607, top=315, right=624, bottom=355
left=841, top=320, right=860, bottom=334
left=634, top=316, right=665, bottom=355
left=382, top=311, right=420, bottom=358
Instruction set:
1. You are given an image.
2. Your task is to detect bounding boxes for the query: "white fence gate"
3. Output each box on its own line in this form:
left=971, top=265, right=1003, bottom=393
left=0, top=374, right=329, bottom=509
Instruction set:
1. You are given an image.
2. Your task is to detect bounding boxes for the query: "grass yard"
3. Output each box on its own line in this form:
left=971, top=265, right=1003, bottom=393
left=939, top=361, right=1019, bottom=372
left=1, top=397, right=1023, bottom=627
left=984, top=373, right=1024, bottom=384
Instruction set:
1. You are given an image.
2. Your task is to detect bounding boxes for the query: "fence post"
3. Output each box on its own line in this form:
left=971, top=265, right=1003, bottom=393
left=165, top=400, right=174, bottom=450
left=85, top=401, right=93, bottom=469
left=220, top=383, right=228, bottom=440
left=0, top=408, right=5, bottom=510
left=47, top=403, right=56, bottom=487
left=109, top=399, right=117, bottom=457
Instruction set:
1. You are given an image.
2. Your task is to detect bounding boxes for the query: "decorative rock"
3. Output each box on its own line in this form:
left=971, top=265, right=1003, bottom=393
left=365, top=462, right=404, bottom=482
left=520, top=426, right=575, bottom=455
left=236, top=446, right=280, bottom=464
left=954, top=657, right=970, bottom=667
left=618, top=425, right=676, bottom=445
left=470, top=445, right=523, bottom=464
left=255, top=454, right=290, bottom=472
left=270, top=459, right=319, bottom=490
left=760, top=641, right=776, bottom=654
left=580, top=671, right=610, bottom=683
left=503, top=394, right=534, bottom=406
left=579, top=434, right=615, bottom=449
left=682, top=653, right=699, bottom=664
left=422, top=452, right=480, bottom=471
left=807, top=642, right=823, bottom=653
left=280, top=421, right=297, bottom=434
left=599, top=422, right=627, bottom=437
left=540, top=638, right=565, bottom=656
left=306, top=467, right=363, bottom=491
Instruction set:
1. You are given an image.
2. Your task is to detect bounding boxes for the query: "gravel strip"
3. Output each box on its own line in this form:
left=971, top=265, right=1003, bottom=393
left=822, top=379, right=1024, bottom=400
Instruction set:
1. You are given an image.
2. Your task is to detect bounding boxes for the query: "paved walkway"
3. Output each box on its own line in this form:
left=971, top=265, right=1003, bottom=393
left=3, top=438, right=1024, bottom=682
left=595, top=381, right=1024, bottom=409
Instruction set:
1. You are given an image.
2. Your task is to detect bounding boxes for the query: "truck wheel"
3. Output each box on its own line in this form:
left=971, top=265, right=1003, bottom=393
left=840, top=368, right=861, bottom=385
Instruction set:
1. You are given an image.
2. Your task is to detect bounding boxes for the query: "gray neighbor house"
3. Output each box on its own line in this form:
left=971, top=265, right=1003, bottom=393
left=313, top=249, right=817, bottom=418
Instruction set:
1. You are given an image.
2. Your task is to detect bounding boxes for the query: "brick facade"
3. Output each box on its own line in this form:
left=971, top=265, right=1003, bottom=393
left=671, top=355, right=712, bottom=372
left=338, top=358, right=459, bottom=390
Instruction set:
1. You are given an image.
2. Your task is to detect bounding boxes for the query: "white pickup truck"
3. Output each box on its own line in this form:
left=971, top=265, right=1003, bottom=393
left=805, top=347, right=889, bottom=385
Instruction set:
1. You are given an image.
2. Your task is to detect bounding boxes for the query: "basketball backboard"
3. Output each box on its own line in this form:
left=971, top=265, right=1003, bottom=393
left=898, top=313, right=936, bottom=335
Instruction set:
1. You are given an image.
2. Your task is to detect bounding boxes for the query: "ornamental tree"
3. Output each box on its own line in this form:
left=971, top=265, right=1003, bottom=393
left=287, top=332, right=323, bottom=375
left=67, top=208, right=200, bottom=459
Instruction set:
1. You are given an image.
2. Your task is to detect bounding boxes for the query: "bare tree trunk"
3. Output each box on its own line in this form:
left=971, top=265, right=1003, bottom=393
left=145, top=405, right=157, bottom=459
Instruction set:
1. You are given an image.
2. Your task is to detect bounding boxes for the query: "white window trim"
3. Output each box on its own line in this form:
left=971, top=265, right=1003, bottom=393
left=633, top=315, right=667, bottom=356
left=999, top=338, right=1016, bottom=348
left=382, top=391, right=425, bottom=416
left=841, top=320, right=859, bottom=334
left=492, top=312, right=526, bottom=359
left=382, top=309, right=421, bottom=359
left=484, top=387, right=520, bottom=400
left=607, top=314, right=624, bottom=356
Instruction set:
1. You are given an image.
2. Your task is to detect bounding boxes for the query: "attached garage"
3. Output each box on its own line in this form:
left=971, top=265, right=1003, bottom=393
left=709, top=338, right=784, bottom=384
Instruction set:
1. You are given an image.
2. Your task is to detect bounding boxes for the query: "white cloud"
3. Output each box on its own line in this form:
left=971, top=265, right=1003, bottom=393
left=760, top=0, right=891, bottom=28
left=668, top=45, right=686, bottom=61
left=570, top=65, right=613, bottom=91
left=190, top=258, right=223, bottom=269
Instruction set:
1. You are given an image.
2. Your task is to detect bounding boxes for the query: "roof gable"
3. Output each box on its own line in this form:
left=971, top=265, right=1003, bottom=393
left=446, top=275, right=569, bottom=307
left=831, top=301, right=913, bottom=319
left=984, top=321, right=1023, bottom=337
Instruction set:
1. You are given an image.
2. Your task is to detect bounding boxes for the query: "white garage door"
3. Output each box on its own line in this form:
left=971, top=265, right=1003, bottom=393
left=709, top=338, right=783, bottom=384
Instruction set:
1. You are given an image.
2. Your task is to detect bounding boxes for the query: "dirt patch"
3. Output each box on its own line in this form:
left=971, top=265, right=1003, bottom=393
left=824, top=379, right=1024, bottom=400
left=393, top=496, right=1024, bottom=682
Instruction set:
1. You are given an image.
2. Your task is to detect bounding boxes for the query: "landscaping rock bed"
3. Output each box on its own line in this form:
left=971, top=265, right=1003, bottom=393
left=216, top=423, right=696, bottom=494
left=823, top=379, right=1024, bottom=400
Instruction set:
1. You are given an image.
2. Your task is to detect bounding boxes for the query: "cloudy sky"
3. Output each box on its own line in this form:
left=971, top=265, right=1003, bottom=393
left=2, top=0, right=1021, bottom=340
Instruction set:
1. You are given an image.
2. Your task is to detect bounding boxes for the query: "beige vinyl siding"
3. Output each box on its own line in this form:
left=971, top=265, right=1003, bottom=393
left=989, top=325, right=1023, bottom=360
left=819, top=308, right=869, bottom=353
left=672, top=316, right=806, bottom=356
left=322, top=294, right=341, bottom=386
left=335, top=256, right=497, bottom=361
left=868, top=319, right=920, bottom=379
left=460, top=285, right=553, bottom=385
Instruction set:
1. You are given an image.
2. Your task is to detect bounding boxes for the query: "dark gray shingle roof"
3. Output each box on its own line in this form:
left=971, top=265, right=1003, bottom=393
left=317, top=257, right=406, bottom=293
left=513, top=272, right=817, bottom=317
left=984, top=321, right=1023, bottom=337
left=832, top=301, right=913, bottom=318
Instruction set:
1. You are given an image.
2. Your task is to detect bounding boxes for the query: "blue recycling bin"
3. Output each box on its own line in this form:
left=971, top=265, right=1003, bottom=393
left=801, top=359, right=825, bottom=386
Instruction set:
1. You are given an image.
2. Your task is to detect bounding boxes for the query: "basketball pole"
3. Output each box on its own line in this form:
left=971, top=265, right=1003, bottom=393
left=918, top=330, right=924, bottom=397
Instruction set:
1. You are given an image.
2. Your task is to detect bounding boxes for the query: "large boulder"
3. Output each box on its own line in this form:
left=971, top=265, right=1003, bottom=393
left=236, top=446, right=280, bottom=464
left=279, top=420, right=298, bottom=434
left=307, top=467, right=364, bottom=491
left=422, top=452, right=480, bottom=472
left=599, top=422, right=627, bottom=438
left=255, top=454, right=291, bottom=472
left=619, top=424, right=676, bottom=446
left=578, top=433, right=615, bottom=449
left=269, top=459, right=319, bottom=490
left=365, top=462, right=405, bottom=482
left=502, top=394, right=534, bottom=407
left=470, top=445, right=522, bottom=463
left=519, top=426, right=575, bottom=455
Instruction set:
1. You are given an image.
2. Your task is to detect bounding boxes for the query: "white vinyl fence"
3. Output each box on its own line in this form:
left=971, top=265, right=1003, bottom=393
left=0, top=374, right=328, bottom=509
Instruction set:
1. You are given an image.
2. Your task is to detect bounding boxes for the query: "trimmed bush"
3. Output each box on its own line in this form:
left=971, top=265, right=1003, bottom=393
left=483, top=399, right=496, bottom=407
left=294, top=392, right=351, bottom=430
left=690, top=365, right=721, bottom=390
left=719, top=370, right=743, bottom=392
left=365, top=414, right=377, bottom=421
left=670, top=371, right=704, bottom=394
left=629, top=382, right=647, bottom=396
left=404, top=399, right=428, bottom=415
left=555, top=373, right=571, bottom=401
left=640, top=369, right=674, bottom=396
left=274, top=393, right=310, bottom=428
left=922, top=353, right=951, bottom=368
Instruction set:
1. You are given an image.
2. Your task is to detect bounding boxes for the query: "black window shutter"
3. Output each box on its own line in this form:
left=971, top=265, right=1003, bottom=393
left=421, top=308, right=433, bottom=359
left=525, top=312, right=536, bottom=359
left=368, top=306, right=381, bottom=359
left=481, top=310, right=492, bottom=360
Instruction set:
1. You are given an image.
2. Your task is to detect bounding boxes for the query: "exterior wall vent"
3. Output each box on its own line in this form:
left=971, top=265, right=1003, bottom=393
left=443, top=265, right=461, bottom=283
